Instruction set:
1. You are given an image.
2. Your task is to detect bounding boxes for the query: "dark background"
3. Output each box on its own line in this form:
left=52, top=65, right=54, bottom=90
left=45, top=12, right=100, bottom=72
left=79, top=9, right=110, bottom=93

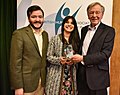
left=0, top=0, right=17, bottom=95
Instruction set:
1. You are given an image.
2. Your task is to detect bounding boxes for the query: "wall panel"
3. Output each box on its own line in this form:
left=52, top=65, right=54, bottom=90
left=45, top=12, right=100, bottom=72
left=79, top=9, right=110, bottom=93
left=110, top=0, right=120, bottom=95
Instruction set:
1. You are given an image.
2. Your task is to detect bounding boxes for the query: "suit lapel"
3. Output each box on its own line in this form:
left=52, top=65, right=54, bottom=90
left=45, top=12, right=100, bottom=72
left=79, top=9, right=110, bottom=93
left=81, top=26, right=88, bottom=46
left=25, top=25, right=40, bottom=56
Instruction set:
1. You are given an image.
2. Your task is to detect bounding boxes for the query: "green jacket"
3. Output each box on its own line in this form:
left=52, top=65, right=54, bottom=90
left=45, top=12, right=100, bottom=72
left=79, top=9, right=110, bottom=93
left=10, top=25, right=49, bottom=92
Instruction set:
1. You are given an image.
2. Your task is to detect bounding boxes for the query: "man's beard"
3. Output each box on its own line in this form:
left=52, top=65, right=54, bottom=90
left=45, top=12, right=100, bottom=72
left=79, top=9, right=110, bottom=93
left=30, top=22, right=43, bottom=29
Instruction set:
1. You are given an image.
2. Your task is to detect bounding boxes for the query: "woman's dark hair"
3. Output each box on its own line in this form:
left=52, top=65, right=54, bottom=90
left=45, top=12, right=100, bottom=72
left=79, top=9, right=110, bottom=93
left=27, top=5, right=44, bottom=18
left=61, top=16, right=80, bottom=53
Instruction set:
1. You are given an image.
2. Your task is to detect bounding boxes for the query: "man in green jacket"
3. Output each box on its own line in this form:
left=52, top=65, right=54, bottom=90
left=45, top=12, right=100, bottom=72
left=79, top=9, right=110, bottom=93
left=10, top=5, right=49, bottom=95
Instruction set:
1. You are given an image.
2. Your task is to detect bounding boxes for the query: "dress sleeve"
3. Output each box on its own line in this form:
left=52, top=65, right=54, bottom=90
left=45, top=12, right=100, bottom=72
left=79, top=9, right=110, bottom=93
left=47, top=36, right=62, bottom=65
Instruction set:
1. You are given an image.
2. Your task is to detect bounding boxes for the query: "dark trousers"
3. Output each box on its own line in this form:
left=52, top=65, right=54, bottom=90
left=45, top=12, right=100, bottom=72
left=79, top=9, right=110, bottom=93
left=78, top=87, right=107, bottom=95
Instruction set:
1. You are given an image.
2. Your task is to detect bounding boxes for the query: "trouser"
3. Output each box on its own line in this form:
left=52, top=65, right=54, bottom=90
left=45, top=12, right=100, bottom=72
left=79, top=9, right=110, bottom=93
left=78, top=87, right=107, bottom=95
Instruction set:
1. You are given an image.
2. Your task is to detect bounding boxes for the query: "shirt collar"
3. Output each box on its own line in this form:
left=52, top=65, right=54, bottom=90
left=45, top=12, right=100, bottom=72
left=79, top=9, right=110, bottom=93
left=30, top=25, right=44, bottom=35
left=88, top=22, right=100, bottom=31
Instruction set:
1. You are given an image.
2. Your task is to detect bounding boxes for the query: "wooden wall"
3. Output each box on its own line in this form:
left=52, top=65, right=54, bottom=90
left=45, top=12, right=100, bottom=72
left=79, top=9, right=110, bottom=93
left=110, top=0, right=120, bottom=95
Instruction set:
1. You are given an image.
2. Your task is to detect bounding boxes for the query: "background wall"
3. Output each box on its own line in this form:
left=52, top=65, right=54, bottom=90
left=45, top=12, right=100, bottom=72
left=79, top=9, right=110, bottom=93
left=17, top=0, right=113, bottom=39
left=110, top=0, right=120, bottom=95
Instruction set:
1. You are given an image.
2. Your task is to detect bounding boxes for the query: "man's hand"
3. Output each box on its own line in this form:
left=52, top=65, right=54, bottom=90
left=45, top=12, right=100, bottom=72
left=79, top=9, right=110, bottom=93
left=71, top=54, right=83, bottom=63
left=15, top=88, right=24, bottom=95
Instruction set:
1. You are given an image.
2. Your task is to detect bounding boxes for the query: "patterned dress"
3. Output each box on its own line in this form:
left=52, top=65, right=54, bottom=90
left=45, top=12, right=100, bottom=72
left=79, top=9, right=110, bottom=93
left=60, top=65, right=74, bottom=95
left=45, top=34, right=77, bottom=95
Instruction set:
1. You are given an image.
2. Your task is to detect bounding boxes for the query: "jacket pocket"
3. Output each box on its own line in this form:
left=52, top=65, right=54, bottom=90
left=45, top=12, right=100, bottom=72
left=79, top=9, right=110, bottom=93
left=98, top=64, right=109, bottom=71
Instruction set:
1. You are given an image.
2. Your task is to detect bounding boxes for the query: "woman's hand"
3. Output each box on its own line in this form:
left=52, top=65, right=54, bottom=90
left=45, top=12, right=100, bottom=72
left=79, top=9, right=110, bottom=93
left=65, top=58, right=73, bottom=65
left=60, top=57, right=73, bottom=65
left=60, top=57, right=67, bottom=65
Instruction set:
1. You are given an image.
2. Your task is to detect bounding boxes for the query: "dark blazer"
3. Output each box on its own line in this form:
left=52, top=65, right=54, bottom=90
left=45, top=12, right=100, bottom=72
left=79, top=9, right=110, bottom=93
left=10, top=25, right=49, bottom=92
left=77, top=23, right=115, bottom=90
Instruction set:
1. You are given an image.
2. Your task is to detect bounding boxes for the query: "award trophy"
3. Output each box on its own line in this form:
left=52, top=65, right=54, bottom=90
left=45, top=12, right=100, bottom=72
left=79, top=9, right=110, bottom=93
left=64, top=44, right=73, bottom=61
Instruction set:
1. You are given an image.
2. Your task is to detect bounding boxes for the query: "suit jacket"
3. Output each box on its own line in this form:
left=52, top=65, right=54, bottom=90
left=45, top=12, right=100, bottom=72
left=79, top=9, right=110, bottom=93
left=77, top=23, right=115, bottom=90
left=10, top=25, right=49, bottom=92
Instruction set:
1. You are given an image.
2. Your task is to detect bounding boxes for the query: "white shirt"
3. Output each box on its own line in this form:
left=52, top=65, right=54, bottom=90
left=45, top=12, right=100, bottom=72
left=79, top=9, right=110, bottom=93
left=32, top=28, right=43, bottom=56
left=82, top=23, right=100, bottom=64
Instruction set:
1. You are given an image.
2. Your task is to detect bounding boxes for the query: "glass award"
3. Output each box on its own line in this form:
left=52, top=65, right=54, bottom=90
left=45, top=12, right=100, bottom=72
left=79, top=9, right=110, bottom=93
left=64, top=44, right=73, bottom=59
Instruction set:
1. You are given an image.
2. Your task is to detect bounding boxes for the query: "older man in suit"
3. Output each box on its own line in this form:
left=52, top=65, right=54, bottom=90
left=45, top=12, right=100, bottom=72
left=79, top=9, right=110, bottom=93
left=10, top=5, right=49, bottom=95
left=71, top=2, right=115, bottom=95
